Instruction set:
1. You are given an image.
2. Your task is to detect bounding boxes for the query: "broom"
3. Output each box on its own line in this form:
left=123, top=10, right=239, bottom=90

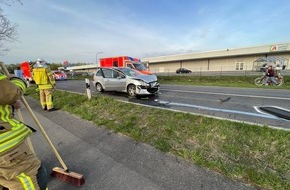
left=0, top=62, right=85, bottom=186
left=16, top=108, right=36, bottom=154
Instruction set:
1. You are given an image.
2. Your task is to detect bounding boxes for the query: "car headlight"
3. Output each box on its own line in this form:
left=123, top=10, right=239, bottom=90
left=138, top=80, right=150, bottom=87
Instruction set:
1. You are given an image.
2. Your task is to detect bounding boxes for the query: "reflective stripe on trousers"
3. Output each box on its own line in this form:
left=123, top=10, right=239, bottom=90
left=17, top=173, right=35, bottom=190
left=39, top=89, right=53, bottom=110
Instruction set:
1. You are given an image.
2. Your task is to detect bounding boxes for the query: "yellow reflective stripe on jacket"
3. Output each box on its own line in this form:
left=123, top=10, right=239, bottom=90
left=0, top=105, right=32, bottom=153
left=0, top=74, right=7, bottom=80
left=10, top=78, right=27, bottom=92
left=0, top=127, right=31, bottom=153
left=38, top=84, right=54, bottom=89
left=17, top=172, right=36, bottom=190
left=0, top=105, right=10, bottom=122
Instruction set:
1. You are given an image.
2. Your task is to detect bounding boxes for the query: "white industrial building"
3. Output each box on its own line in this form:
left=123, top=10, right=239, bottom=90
left=142, top=43, right=290, bottom=73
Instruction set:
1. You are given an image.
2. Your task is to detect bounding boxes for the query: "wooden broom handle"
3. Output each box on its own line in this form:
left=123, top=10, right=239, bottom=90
left=17, top=109, right=36, bottom=154
left=0, top=62, right=68, bottom=170
left=20, top=96, right=68, bottom=170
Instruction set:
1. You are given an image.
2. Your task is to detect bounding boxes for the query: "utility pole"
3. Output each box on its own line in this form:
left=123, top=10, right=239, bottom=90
left=96, top=51, right=103, bottom=65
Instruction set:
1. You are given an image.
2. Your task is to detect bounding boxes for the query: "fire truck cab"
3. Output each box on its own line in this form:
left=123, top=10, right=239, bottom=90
left=99, top=56, right=152, bottom=75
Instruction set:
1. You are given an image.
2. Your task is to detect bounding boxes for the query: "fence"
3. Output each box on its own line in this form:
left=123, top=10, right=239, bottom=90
left=154, top=69, right=290, bottom=77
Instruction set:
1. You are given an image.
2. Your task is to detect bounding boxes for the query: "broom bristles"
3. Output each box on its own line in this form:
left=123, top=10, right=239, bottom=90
left=51, top=167, right=85, bottom=187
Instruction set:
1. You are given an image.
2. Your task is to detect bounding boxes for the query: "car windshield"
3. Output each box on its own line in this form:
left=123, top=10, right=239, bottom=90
left=132, top=62, right=147, bottom=71
left=117, top=68, right=141, bottom=77
left=54, top=71, right=63, bottom=74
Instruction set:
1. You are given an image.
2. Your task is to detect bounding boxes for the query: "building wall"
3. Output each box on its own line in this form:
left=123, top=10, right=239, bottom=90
left=144, top=43, right=290, bottom=73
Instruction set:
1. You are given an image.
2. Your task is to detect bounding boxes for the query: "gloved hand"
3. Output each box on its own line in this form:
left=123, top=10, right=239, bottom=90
left=52, top=82, right=56, bottom=88
left=11, top=100, right=21, bottom=109
left=51, top=83, right=56, bottom=90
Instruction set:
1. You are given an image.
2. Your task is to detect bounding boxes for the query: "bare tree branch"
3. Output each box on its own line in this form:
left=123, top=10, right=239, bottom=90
left=0, top=0, right=22, bottom=53
left=0, top=0, right=22, bottom=6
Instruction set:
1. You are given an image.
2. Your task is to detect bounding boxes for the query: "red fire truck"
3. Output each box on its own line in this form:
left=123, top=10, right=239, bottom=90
left=99, top=56, right=152, bottom=75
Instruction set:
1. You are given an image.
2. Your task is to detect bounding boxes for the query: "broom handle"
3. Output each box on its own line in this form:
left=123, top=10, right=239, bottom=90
left=0, top=62, right=68, bottom=170
left=20, top=96, right=68, bottom=170
left=17, top=109, right=35, bottom=154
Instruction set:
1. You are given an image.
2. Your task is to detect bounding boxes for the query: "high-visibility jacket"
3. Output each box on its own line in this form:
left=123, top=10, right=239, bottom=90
left=0, top=74, right=32, bottom=154
left=32, top=67, right=56, bottom=90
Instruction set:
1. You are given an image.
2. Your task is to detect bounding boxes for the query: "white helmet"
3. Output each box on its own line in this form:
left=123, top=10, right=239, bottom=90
left=34, top=58, right=47, bottom=68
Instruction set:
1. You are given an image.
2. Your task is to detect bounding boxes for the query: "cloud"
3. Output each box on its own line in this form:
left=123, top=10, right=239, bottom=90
left=1, top=0, right=290, bottom=64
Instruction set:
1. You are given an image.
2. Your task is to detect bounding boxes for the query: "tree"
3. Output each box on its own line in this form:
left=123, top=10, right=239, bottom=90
left=49, top=63, right=63, bottom=71
left=0, top=0, right=22, bottom=53
left=6, top=62, right=18, bottom=73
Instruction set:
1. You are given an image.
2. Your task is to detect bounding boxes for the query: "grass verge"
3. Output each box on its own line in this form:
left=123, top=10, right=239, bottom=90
left=26, top=86, right=290, bottom=190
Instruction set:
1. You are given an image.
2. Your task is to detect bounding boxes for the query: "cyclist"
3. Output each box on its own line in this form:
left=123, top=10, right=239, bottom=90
left=264, top=65, right=278, bottom=85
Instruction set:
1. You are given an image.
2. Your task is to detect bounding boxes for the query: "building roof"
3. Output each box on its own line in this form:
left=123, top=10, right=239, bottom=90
left=142, top=43, right=290, bottom=63
left=58, top=64, right=98, bottom=71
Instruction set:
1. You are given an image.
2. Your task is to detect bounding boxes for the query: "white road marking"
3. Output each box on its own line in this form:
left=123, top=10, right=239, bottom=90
left=119, top=100, right=290, bottom=131
left=157, top=101, right=280, bottom=120
left=162, top=89, right=290, bottom=100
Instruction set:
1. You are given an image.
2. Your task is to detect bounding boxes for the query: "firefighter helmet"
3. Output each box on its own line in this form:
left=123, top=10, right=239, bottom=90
left=34, top=58, right=47, bottom=68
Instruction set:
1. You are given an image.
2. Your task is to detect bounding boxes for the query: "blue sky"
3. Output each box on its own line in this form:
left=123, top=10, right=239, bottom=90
left=1, top=0, right=290, bottom=64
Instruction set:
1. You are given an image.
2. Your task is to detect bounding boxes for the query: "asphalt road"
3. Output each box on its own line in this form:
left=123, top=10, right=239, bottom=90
left=19, top=96, right=256, bottom=190
left=154, top=84, right=290, bottom=130
left=55, top=80, right=290, bottom=130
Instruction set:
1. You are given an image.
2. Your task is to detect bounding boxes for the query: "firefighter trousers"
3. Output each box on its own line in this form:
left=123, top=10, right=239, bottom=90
left=39, top=89, right=53, bottom=110
left=0, top=141, right=48, bottom=190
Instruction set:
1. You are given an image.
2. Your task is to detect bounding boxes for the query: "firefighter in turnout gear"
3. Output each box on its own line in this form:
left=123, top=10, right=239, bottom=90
left=32, top=59, right=56, bottom=112
left=0, top=71, right=48, bottom=189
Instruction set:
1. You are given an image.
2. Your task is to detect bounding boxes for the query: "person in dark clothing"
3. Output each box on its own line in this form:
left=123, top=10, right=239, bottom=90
left=264, top=65, right=277, bottom=85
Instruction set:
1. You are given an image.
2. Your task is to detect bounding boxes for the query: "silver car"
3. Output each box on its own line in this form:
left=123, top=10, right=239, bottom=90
left=93, top=67, right=160, bottom=97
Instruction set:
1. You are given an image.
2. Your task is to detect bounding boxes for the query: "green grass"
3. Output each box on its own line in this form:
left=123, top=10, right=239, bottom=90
left=26, top=85, right=290, bottom=190
left=157, top=75, right=290, bottom=89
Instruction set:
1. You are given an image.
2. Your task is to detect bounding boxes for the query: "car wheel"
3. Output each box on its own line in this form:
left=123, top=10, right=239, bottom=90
left=96, top=83, right=104, bottom=93
left=127, top=84, right=136, bottom=97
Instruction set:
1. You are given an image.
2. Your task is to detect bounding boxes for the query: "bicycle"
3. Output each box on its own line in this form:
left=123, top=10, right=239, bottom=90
left=254, top=72, right=284, bottom=86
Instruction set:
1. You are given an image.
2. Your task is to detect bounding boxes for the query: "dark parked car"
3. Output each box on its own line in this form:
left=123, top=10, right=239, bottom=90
left=176, top=68, right=192, bottom=74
